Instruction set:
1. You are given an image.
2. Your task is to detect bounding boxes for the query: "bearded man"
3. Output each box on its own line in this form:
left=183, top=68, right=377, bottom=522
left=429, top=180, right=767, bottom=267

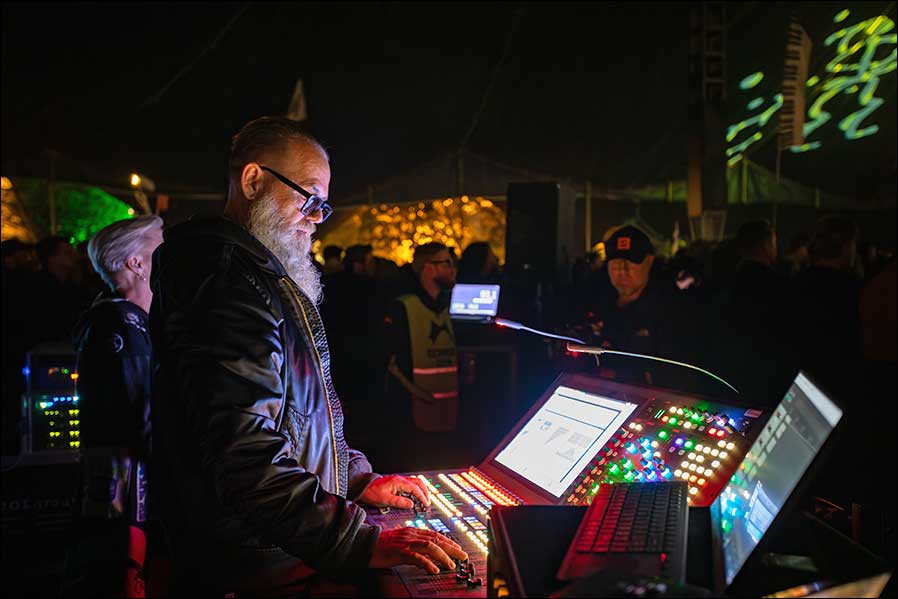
left=149, top=117, right=465, bottom=596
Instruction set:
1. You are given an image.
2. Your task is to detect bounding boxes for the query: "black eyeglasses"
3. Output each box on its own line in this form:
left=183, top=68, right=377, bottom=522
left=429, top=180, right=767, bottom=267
left=259, top=165, right=333, bottom=222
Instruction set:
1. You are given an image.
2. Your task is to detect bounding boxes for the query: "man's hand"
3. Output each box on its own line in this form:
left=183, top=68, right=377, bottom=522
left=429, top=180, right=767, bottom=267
left=370, top=528, right=468, bottom=574
left=359, top=474, right=430, bottom=509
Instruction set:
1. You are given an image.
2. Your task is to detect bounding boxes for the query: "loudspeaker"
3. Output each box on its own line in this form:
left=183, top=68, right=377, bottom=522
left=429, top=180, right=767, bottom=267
left=505, top=182, right=580, bottom=286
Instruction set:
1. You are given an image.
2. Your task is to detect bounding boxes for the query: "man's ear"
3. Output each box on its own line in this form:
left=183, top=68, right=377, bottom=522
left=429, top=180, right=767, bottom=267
left=241, top=163, right=265, bottom=200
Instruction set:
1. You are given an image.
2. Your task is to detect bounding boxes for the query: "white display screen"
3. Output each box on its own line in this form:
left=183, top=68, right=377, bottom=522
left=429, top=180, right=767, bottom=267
left=449, top=284, right=500, bottom=316
left=495, top=386, right=638, bottom=497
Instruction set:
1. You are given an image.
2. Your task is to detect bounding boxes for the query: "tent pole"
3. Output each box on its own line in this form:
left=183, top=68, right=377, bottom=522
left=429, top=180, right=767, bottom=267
left=585, top=180, right=592, bottom=252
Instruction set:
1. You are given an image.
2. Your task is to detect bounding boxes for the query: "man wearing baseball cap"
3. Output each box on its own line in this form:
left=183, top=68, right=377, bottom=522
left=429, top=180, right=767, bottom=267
left=584, top=225, right=697, bottom=389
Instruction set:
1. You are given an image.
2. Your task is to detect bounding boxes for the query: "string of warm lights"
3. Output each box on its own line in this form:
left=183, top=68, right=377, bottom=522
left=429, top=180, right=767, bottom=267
left=314, top=195, right=506, bottom=265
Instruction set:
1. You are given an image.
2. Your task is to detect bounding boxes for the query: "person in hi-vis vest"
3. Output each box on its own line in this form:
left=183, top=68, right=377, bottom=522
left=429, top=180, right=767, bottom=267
left=384, top=242, right=459, bottom=433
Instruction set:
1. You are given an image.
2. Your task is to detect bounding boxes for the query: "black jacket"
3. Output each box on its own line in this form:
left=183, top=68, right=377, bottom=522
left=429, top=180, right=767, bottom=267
left=149, top=218, right=380, bottom=587
left=74, top=295, right=153, bottom=456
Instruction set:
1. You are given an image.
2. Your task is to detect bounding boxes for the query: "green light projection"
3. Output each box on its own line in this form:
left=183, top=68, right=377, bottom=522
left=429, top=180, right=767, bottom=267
left=726, top=9, right=897, bottom=166
left=13, top=178, right=134, bottom=244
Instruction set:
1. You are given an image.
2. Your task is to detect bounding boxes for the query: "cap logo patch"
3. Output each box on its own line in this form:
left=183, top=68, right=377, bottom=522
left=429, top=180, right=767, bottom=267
left=617, top=237, right=631, bottom=250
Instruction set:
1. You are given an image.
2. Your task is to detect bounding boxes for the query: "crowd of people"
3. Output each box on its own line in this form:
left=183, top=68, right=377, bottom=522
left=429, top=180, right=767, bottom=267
left=1, top=115, right=895, bottom=596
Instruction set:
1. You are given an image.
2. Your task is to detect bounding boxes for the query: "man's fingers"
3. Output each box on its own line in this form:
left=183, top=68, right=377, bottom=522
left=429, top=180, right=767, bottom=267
left=434, top=536, right=468, bottom=562
left=403, top=550, right=440, bottom=575
left=388, top=496, right=415, bottom=509
left=405, top=477, right=431, bottom=507
left=412, top=541, right=455, bottom=571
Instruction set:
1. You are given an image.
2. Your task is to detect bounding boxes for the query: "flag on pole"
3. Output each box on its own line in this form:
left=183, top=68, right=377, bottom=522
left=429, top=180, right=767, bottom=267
left=286, top=79, right=308, bottom=122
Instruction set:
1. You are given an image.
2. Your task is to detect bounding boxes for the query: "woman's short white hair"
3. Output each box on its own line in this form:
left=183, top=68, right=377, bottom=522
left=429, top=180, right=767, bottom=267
left=87, top=215, right=163, bottom=291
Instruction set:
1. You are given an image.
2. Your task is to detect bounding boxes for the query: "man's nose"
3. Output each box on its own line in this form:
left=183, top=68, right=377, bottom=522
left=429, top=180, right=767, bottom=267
left=304, top=208, right=324, bottom=224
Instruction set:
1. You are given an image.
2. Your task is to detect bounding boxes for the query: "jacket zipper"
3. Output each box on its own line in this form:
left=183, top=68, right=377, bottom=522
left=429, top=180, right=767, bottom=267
left=280, top=277, right=340, bottom=496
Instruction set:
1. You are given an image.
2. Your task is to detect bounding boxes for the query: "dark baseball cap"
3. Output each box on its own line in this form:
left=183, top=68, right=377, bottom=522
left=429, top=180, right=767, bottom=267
left=605, top=226, right=654, bottom=263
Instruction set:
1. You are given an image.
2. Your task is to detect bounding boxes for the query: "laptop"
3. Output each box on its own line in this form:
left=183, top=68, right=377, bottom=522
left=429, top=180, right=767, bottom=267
left=709, top=370, right=844, bottom=594
left=554, top=370, right=845, bottom=591
left=449, top=283, right=501, bottom=323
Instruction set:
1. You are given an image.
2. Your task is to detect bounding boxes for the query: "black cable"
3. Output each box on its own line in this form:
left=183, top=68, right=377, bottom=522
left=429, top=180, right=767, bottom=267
left=458, top=2, right=526, bottom=149
left=137, top=3, right=251, bottom=111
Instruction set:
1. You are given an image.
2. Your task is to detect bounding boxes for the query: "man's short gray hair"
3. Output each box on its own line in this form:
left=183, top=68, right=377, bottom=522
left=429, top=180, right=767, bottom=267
left=87, top=215, right=163, bottom=291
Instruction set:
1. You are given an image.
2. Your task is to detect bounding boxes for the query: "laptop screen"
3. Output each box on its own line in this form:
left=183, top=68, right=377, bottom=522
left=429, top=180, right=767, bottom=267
left=449, top=284, right=501, bottom=319
left=494, top=384, right=639, bottom=497
left=715, top=372, right=843, bottom=585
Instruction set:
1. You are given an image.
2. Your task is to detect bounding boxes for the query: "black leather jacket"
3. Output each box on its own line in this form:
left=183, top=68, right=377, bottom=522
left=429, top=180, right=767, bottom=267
left=149, top=218, right=381, bottom=583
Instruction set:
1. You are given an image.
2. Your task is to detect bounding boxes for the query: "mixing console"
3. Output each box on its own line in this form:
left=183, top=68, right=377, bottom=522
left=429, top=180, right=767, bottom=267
left=561, top=398, right=764, bottom=507
left=365, top=467, right=522, bottom=597
left=363, top=373, right=766, bottom=597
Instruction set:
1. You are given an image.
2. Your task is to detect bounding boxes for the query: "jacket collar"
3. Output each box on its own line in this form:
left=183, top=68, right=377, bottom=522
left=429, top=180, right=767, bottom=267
left=163, top=216, right=289, bottom=279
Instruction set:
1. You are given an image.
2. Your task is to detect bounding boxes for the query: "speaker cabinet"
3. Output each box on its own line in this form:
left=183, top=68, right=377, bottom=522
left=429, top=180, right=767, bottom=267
left=505, top=182, right=580, bottom=286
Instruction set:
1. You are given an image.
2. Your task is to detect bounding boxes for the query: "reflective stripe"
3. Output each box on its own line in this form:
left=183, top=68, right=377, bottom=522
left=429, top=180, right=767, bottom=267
left=432, top=391, right=459, bottom=400
left=413, top=366, right=459, bottom=375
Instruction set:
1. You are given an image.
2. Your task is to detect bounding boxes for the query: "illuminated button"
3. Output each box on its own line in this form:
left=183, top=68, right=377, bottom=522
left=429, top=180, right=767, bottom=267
left=689, top=487, right=698, bottom=496
left=624, top=471, right=636, bottom=481
left=660, top=467, right=673, bottom=479
left=689, top=475, right=698, bottom=483
left=680, top=461, right=689, bottom=468
left=635, top=424, right=643, bottom=431
left=676, top=408, right=684, bottom=415
left=688, top=464, right=697, bottom=471
left=640, top=458, right=652, bottom=468
left=696, top=467, right=706, bottom=475
left=695, top=444, right=704, bottom=451
left=604, top=447, right=614, bottom=457
left=696, top=455, right=705, bottom=463
left=657, top=430, right=669, bottom=440
left=711, top=449, right=720, bottom=456
left=669, top=417, right=678, bottom=425
left=716, top=430, right=726, bottom=437
left=688, top=452, right=696, bottom=460
left=629, top=422, right=637, bottom=429
left=622, top=459, right=633, bottom=469
left=633, top=471, right=645, bottom=482
left=608, top=463, right=620, bottom=475
left=669, top=406, right=677, bottom=413
left=719, top=452, right=728, bottom=460
left=702, top=447, right=711, bottom=454
left=712, top=460, right=721, bottom=468
left=708, top=428, right=717, bottom=435
left=726, top=442, right=735, bottom=450
left=698, top=478, right=706, bottom=486
left=661, top=415, right=669, bottom=422
left=684, top=440, right=694, bottom=449
left=680, top=472, right=690, bottom=480
left=674, top=469, right=683, bottom=478
left=651, top=441, right=659, bottom=448
left=639, top=437, right=651, bottom=448
left=625, top=442, right=638, bottom=454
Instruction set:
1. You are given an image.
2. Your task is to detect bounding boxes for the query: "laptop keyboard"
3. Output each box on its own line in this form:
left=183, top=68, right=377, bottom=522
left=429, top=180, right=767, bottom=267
left=557, top=481, right=689, bottom=582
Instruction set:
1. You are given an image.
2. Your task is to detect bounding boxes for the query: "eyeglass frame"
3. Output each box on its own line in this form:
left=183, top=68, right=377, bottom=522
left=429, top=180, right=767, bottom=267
left=258, top=165, right=333, bottom=222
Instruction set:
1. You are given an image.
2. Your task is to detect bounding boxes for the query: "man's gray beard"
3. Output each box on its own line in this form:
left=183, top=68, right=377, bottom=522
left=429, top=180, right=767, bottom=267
left=247, top=194, right=323, bottom=304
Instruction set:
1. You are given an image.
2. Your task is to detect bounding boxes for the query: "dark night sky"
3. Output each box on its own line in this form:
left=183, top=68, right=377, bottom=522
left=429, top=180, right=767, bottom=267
left=2, top=2, right=895, bottom=202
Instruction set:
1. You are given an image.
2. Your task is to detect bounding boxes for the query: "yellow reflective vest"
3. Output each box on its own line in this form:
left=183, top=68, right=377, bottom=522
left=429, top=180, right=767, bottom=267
left=397, top=293, right=459, bottom=432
